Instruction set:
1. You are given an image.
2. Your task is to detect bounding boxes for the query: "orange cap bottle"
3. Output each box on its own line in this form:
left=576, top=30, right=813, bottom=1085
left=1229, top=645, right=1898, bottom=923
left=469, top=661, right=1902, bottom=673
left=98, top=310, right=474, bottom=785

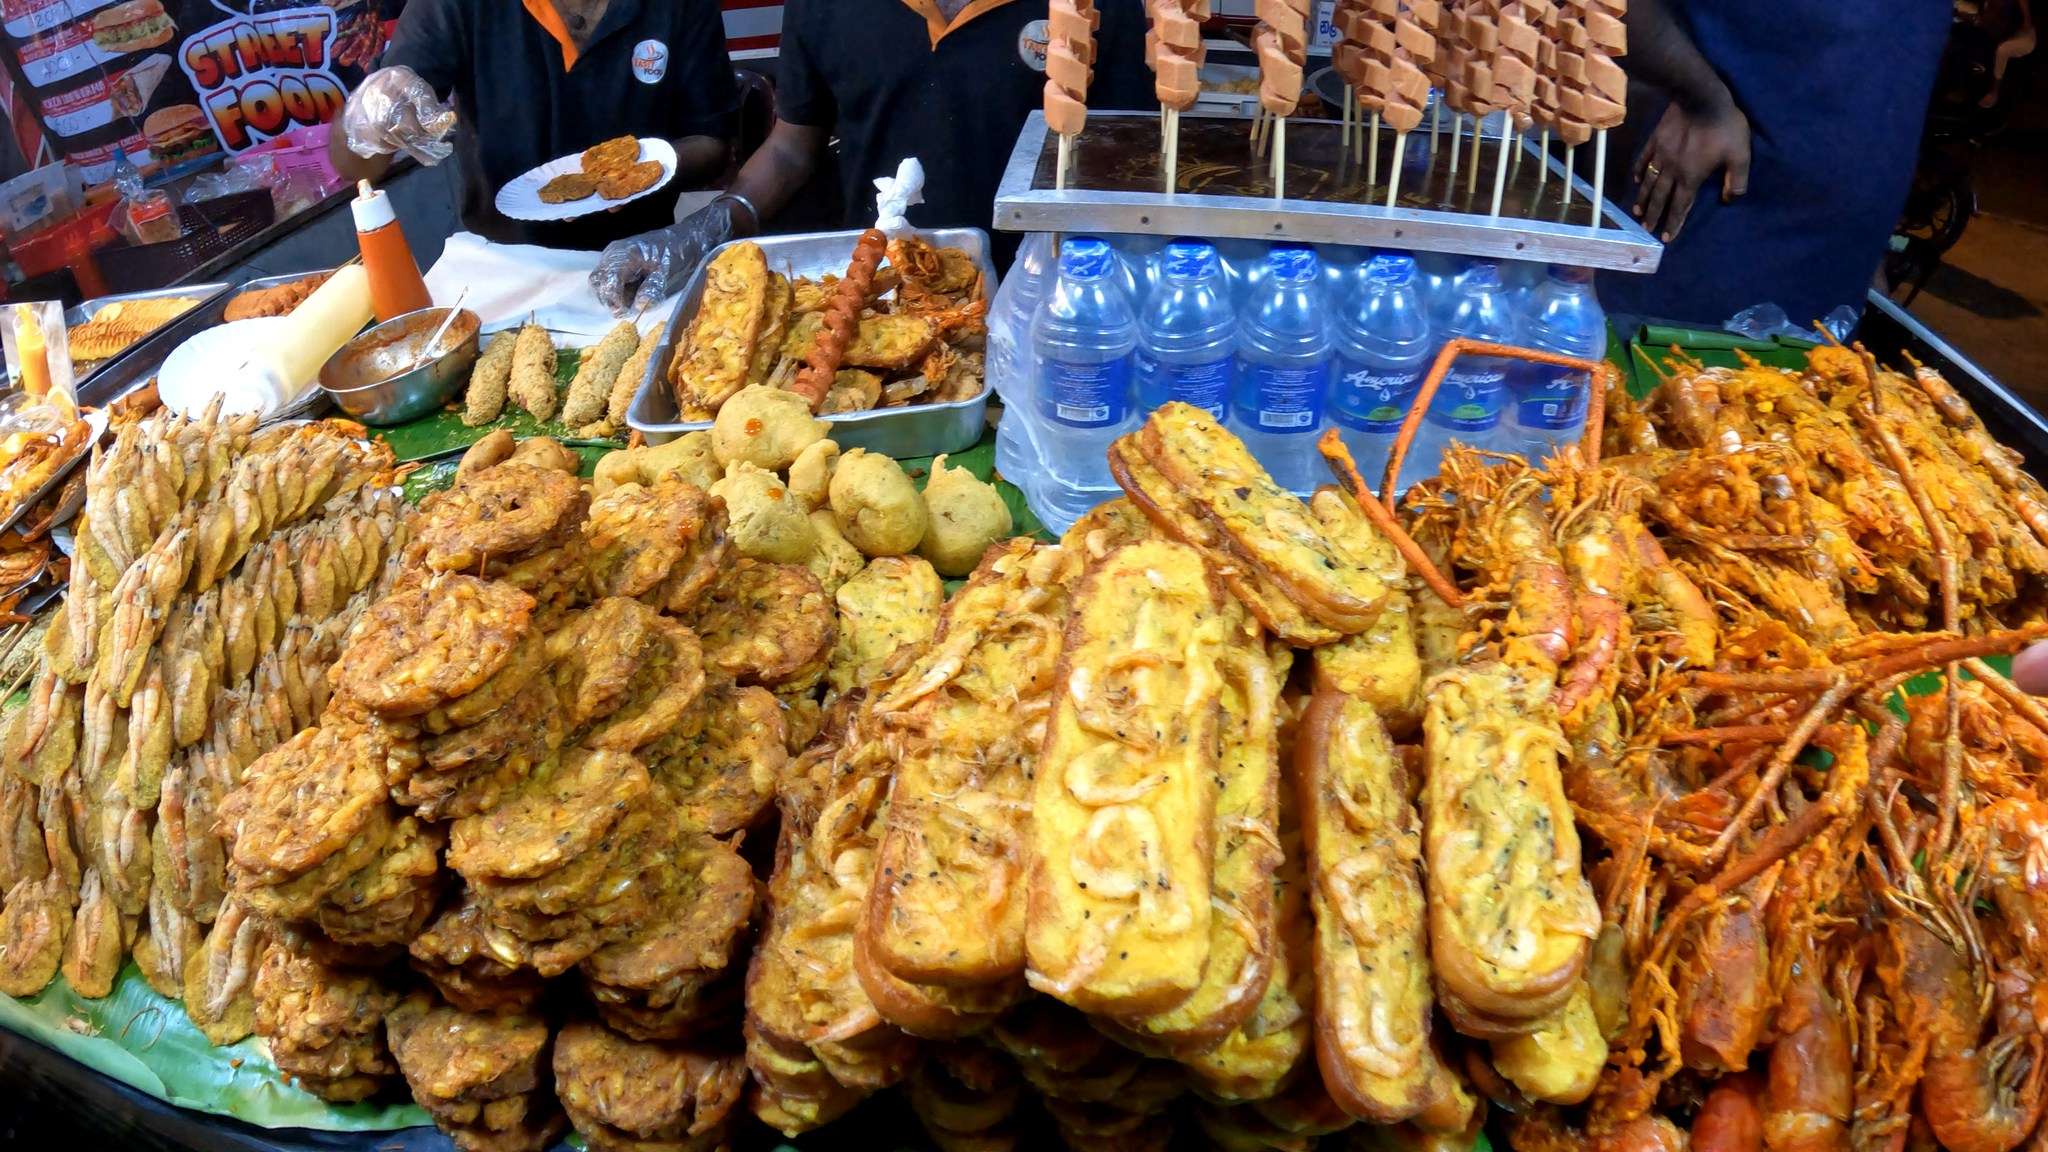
left=353, top=179, right=432, bottom=323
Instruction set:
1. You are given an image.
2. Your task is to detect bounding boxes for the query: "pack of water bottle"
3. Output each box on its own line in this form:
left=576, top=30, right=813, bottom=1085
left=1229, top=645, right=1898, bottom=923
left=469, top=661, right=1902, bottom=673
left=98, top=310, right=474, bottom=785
left=990, top=232, right=1609, bottom=533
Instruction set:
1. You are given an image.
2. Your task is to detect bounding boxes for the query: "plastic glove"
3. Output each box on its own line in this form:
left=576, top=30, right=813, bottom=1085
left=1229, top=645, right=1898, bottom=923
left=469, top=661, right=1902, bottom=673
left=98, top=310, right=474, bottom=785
left=590, top=198, right=742, bottom=317
left=342, top=66, right=458, bottom=165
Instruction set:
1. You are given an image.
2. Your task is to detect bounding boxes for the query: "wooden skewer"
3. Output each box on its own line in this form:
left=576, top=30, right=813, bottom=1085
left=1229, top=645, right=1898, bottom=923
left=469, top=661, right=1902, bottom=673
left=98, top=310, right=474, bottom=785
left=1510, top=129, right=1524, bottom=178
left=1342, top=85, right=1355, bottom=164
left=1354, top=95, right=1366, bottom=158
left=1430, top=97, right=1442, bottom=159
left=1488, top=116, right=1512, bottom=218
left=1446, top=112, right=1462, bottom=187
left=1168, top=102, right=1188, bottom=190
left=1273, top=116, right=1288, bottom=199
left=1056, top=133, right=1071, bottom=191
left=1590, top=128, right=1608, bottom=228
left=1368, top=110, right=1381, bottom=188
left=1252, top=106, right=1269, bottom=156
left=1536, top=127, right=1550, bottom=195
left=1465, top=115, right=1482, bottom=195
left=1386, top=132, right=1408, bottom=208
left=1562, top=143, right=1576, bottom=208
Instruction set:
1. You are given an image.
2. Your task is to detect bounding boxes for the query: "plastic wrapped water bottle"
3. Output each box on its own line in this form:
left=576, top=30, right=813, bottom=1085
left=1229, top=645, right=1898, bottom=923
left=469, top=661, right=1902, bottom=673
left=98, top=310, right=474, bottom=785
left=1231, top=244, right=1333, bottom=493
left=1032, top=236, right=1138, bottom=498
left=1508, top=265, right=1606, bottom=459
left=1330, top=253, right=1435, bottom=489
left=1415, top=252, right=1466, bottom=326
left=1404, top=259, right=1517, bottom=491
left=1135, top=239, right=1236, bottom=418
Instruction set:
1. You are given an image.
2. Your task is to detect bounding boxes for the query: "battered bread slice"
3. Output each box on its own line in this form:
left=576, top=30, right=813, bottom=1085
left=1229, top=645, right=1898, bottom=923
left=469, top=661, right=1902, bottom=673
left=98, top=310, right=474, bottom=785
left=671, top=242, right=771, bottom=419
left=1025, top=537, right=1227, bottom=1016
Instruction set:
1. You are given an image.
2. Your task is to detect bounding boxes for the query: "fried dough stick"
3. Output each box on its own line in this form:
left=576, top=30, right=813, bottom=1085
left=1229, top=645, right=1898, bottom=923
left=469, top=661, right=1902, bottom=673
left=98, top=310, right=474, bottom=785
left=1025, top=537, right=1227, bottom=1016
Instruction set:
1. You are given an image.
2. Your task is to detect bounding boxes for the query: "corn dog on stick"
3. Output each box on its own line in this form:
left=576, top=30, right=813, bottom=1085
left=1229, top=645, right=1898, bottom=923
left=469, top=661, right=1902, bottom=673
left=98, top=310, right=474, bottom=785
left=506, top=321, right=558, bottom=423
left=461, top=329, right=518, bottom=427
left=560, top=320, right=640, bottom=429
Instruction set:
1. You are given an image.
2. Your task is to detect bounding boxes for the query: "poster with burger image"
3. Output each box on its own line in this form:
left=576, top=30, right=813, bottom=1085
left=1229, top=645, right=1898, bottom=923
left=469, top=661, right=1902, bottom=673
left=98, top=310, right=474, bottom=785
left=142, top=101, right=216, bottom=172
left=90, top=0, right=174, bottom=54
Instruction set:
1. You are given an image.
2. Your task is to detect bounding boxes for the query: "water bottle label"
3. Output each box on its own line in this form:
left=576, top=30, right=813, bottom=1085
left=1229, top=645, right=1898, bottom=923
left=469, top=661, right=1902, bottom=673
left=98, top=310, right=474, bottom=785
left=1239, top=361, right=1325, bottom=432
left=1331, top=357, right=1425, bottom=434
left=1042, top=356, right=1130, bottom=428
left=1137, top=352, right=1229, bottom=419
left=1434, top=365, right=1507, bottom=433
left=1513, top=365, right=1591, bottom=431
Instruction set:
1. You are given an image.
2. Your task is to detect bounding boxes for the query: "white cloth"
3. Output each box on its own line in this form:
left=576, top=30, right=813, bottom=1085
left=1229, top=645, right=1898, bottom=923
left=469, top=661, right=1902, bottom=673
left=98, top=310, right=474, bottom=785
left=423, top=232, right=677, bottom=347
left=872, top=158, right=926, bottom=238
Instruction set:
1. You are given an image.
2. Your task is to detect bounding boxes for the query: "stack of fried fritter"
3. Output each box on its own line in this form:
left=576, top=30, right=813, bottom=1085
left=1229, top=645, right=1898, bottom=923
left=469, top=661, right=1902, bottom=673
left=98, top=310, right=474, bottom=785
left=0, top=403, right=405, bottom=1035
left=253, top=933, right=403, bottom=1102
left=554, top=1021, right=748, bottom=1152
left=387, top=993, right=566, bottom=1152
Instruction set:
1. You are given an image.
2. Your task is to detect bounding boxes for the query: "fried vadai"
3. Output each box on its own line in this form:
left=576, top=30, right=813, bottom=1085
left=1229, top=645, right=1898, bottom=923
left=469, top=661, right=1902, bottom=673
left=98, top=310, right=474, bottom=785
left=688, top=559, right=835, bottom=686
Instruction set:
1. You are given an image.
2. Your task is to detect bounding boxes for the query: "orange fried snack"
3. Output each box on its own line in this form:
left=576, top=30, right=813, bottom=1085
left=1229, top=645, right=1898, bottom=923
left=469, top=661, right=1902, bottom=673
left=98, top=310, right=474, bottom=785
left=538, top=173, right=598, bottom=204
left=597, top=160, right=663, bottom=201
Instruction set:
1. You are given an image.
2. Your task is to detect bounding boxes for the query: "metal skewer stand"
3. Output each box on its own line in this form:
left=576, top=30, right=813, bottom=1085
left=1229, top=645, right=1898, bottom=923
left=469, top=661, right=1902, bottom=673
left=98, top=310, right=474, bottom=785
left=993, top=110, right=1663, bottom=274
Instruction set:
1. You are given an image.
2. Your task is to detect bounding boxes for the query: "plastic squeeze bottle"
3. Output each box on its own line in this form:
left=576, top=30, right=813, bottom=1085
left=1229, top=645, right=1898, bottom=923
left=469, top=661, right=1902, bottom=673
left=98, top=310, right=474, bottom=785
left=353, top=179, right=431, bottom=323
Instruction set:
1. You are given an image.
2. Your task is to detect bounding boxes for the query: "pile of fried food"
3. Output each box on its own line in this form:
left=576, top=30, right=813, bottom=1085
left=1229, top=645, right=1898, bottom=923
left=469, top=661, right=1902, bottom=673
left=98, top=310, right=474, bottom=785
left=4, top=340, right=2047, bottom=1152
left=537, top=135, right=665, bottom=206
left=223, top=272, right=335, bottom=322
left=461, top=318, right=659, bottom=439
left=669, top=233, right=987, bottom=422
left=66, top=295, right=204, bottom=370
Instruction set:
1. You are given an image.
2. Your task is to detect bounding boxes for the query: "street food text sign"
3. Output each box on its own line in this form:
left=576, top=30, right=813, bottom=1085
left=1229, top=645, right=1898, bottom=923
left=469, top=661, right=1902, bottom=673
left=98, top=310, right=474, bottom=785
left=175, top=4, right=343, bottom=152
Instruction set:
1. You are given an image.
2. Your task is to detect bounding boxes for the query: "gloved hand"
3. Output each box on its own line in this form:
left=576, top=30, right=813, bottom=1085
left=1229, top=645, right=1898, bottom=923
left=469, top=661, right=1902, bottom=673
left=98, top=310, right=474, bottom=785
left=342, top=66, right=459, bottom=165
left=590, top=197, right=744, bottom=317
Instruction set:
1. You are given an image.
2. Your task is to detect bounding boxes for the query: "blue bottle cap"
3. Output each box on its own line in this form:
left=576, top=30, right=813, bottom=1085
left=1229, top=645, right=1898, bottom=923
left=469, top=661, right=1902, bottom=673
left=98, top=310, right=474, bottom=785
left=1364, top=253, right=1417, bottom=285
left=1059, top=237, right=1118, bottom=279
left=1266, top=244, right=1319, bottom=283
left=1162, top=239, right=1220, bottom=280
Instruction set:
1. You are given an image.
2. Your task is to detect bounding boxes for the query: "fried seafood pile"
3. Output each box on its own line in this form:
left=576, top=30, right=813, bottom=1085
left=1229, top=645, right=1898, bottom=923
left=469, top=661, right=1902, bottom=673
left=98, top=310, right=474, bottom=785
left=0, top=406, right=405, bottom=1032
left=668, top=234, right=988, bottom=421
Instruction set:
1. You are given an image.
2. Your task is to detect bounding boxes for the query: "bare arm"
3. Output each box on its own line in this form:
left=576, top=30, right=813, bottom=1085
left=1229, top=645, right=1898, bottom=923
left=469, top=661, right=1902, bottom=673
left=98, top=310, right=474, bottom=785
left=719, top=119, right=829, bottom=235
left=1625, top=0, right=1734, bottom=114
left=671, top=134, right=730, bottom=188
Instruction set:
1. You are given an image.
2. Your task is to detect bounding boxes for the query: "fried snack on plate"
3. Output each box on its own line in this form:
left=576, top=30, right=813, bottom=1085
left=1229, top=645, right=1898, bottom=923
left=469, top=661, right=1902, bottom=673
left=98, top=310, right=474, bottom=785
left=1297, top=681, right=1464, bottom=1122
left=253, top=934, right=401, bottom=1102
left=465, top=330, right=520, bottom=426
left=554, top=1021, right=748, bottom=1151
left=1114, top=403, right=1393, bottom=642
left=337, top=574, right=536, bottom=719
left=597, top=160, right=663, bottom=201
left=506, top=434, right=579, bottom=475
left=806, top=509, right=866, bottom=597
left=60, top=868, right=122, bottom=998
left=860, top=541, right=1071, bottom=992
left=581, top=832, right=756, bottom=1001
left=1422, top=663, right=1600, bottom=1033
left=787, top=439, right=839, bottom=511
left=1025, top=537, right=1227, bottom=1015
left=1116, top=631, right=1288, bottom=1053
left=826, top=555, right=944, bottom=696
left=386, top=992, right=564, bottom=1152
left=583, top=320, right=665, bottom=438
left=819, top=368, right=883, bottom=415
left=538, top=172, right=598, bottom=204
left=582, top=136, right=643, bottom=174
left=672, top=242, right=771, bottom=420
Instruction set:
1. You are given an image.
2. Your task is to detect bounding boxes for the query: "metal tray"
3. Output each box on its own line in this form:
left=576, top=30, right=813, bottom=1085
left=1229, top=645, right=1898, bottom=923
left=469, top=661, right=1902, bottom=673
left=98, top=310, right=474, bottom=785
left=68, top=282, right=232, bottom=408
left=626, top=227, right=998, bottom=458
left=992, top=109, right=1663, bottom=273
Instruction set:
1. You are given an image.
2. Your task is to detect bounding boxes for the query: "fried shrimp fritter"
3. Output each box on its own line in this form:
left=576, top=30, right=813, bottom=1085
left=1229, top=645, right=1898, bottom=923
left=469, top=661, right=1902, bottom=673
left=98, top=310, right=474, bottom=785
left=254, top=935, right=401, bottom=1102
left=338, top=575, right=536, bottom=719
left=597, top=160, right=664, bottom=201
left=645, top=686, right=785, bottom=835
left=409, top=894, right=547, bottom=1014
left=387, top=992, right=562, bottom=1152
left=581, top=136, right=642, bottom=174
left=545, top=597, right=705, bottom=751
left=554, top=1021, right=747, bottom=1150
left=0, top=877, right=70, bottom=996
left=689, top=559, right=835, bottom=686
left=447, top=747, right=650, bottom=882
left=220, top=723, right=393, bottom=885
left=312, top=815, right=445, bottom=949
left=414, top=464, right=586, bottom=574
left=538, top=172, right=598, bottom=204
left=582, top=477, right=731, bottom=613
left=581, top=833, right=756, bottom=1002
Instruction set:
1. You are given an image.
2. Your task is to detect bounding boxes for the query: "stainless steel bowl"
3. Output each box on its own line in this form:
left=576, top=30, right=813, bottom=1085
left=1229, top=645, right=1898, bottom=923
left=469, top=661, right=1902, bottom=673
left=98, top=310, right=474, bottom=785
left=318, top=306, right=481, bottom=425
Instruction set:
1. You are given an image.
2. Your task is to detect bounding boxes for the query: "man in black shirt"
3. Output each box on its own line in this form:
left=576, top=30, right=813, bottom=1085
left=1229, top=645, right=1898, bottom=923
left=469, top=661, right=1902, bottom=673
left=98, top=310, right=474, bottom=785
left=591, top=0, right=1150, bottom=314
left=333, top=0, right=738, bottom=251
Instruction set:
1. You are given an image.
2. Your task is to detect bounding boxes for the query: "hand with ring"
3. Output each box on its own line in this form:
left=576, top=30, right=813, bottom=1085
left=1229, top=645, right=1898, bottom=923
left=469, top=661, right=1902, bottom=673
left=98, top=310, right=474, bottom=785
left=1632, top=99, right=1750, bottom=243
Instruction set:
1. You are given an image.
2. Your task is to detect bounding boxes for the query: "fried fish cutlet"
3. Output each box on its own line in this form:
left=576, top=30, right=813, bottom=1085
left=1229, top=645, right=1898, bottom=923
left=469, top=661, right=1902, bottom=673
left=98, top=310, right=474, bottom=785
left=597, top=160, right=663, bottom=202
left=581, top=135, right=642, bottom=174
left=1025, top=538, right=1227, bottom=1016
left=538, top=172, right=599, bottom=204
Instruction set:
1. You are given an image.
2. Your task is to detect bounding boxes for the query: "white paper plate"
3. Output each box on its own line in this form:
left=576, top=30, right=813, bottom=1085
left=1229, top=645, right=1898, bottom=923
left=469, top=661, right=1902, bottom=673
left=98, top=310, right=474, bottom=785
left=494, top=138, right=678, bottom=223
left=158, top=317, right=304, bottom=422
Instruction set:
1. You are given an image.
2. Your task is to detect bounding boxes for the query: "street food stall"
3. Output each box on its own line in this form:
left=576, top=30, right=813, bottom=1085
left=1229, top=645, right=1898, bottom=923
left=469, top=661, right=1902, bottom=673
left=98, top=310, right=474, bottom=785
left=1, top=3, right=2045, bottom=1152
